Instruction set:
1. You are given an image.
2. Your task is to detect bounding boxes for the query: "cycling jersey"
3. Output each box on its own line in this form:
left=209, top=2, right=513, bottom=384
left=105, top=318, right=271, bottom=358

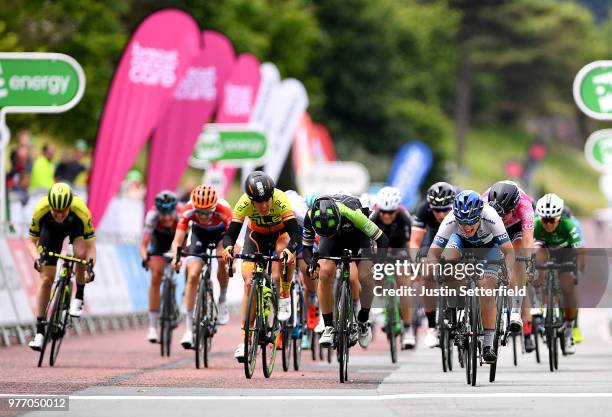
left=482, top=186, right=534, bottom=229
left=433, top=204, right=509, bottom=247
left=302, top=195, right=384, bottom=248
left=534, top=215, right=583, bottom=248
left=143, top=208, right=180, bottom=238
left=177, top=199, right=232, bottom=232
left=412, top=200, right=445, bottom=233
left=29, top=195, right=95, bottom=240
left=370, top=207, right=412, bottom=248
left=231, top=188, right=295, bottom=233
left=284, top=190, right=308, bottom=228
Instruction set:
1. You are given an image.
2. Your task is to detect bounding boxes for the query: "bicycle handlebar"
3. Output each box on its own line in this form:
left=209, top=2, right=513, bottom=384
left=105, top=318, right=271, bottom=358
left=227, top=251, right=288, bottom=279
left=44, top=250, right=95, bottom=281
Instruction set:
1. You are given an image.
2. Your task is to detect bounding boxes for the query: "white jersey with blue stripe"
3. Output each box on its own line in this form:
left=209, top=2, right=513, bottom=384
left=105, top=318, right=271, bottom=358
left=285, top=190, right=308, bottom=228
left=433, top=204, right=510, bottom=247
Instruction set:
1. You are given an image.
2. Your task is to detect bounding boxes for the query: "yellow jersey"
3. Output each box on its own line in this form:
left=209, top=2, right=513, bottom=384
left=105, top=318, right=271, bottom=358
left=29, top=195, right=95, bottom=240
left=232, top=188, right=295, bottom=233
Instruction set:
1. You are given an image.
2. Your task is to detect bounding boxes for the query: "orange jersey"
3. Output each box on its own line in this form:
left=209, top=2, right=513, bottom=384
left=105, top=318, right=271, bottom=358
left=177, top=199, right=232, bottom=232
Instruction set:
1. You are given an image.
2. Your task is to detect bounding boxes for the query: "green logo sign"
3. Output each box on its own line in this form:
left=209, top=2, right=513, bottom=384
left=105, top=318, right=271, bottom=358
left=0, top=53, right=85, bottom=111
left=190, top=124, right=268, bottom=168
left=573, top=61, right=612, bottom=120
left=585, top=129, right=612, bottom=172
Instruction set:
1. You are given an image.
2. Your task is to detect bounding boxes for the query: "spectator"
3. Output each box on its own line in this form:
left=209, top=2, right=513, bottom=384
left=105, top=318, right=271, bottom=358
left=122, top=169, right=145, bottom=199
left=55, top=139, right=88, bottom=185
left=7, top=130, right=33, bottom=192
left=29, top=143, right=56, bottom=191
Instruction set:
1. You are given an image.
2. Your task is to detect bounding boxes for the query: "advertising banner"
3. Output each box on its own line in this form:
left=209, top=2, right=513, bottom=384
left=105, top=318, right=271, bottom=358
left=388, top=141, right=433, bottom=209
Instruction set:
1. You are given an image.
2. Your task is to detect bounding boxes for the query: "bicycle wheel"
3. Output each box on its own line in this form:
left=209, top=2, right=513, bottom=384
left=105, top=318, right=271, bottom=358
left=50, top=286, right=70, bottom=367
left=203, top=287, right=215, bottom=368
left=244, top=280, right=260, bottom=379
left=489, top=293, right=504, bottom=382
left=546, top=279, right=555, bottom=372
left=37, top=282, right=61, bottom=367
left=310, top=330, right=318, bottom=361
left=533, top=316, right=541, bottom=364
left=438, top=299, right=448, bottom=372
left=512, top=333, right=518, bottom=366
left=336, top=281, right=351, bottom=383
left=281, top=322, right=291, bottom=372
left=293, top=288, right=305, bottom=371
left=446, top=311, right=454, bottom=372
left=194, top=278, right=206, bottom=369
left=261, top=279, right=279, bottom=378
left=386, top=294, right=398, bottom=364
left=463, top=298, right=471, bottom=385
left=469, top=292, right=479, bottom=386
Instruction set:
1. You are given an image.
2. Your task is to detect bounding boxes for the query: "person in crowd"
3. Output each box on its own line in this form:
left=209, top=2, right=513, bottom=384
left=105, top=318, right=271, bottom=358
left=29, top=143, right=56, bottom=191
left=55, top=139, right=88, bottom=185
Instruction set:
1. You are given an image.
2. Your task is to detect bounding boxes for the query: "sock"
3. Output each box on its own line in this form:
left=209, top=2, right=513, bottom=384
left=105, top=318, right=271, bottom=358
left=36, top=317, right=45, bottom=334
left=511, top=295, right=523, bottom=313
left=323, top=313, right=334, bottom=327
left=148, top=311, right=159, bottom=328
left=357, top=308, right=370, bottom=323
left=186, top=310, right=193, bottom=332
left=565, top=320, right=574, bottom=338
left=403, top=323, right=411, bottom=331
left=75, top=284, right=85, bottom=300
left=219, top=286, right=227, bottom=304
left=484, top=329, right=495, bottom=348
left=426, top=311, right=437, bottom=328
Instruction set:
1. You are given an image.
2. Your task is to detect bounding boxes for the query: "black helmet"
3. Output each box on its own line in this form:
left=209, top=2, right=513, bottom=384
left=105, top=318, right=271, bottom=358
left=427, top=182, right=455, bottom=208
left=487, top=180, right=520, bottom=216
left=155, top=190, right=177, bottom=214
left=244, top=171, right=275, bottom=202
left=311, top=197, right=341, bottom=237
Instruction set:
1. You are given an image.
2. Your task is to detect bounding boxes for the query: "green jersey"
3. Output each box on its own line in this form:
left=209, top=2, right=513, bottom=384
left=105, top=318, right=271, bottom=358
left=534, top=215, right=582, bottom=248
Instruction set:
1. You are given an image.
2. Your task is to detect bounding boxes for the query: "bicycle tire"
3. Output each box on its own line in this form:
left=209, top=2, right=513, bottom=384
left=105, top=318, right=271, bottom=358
left=438, top=298, right=448, bottom=373
left=534, top=317, right=541, bottom=364
left=512, top=333, right=518, bottom=366
left=203, top=287, right=215, bottom=368
left=244, top=279, right=260, bottom=379
left=261, top=277, right=279, bottom=378
left=50, top=285, right=70, bottom=367
left=310, top=330, right=317, bottom=361
left=446, top=316, right=454, bottom=372
left=293, top=286, right=305, bottom=371
left=164, top=278, right=175, bottom=357
left=194, top=275, right=206, bottom=369
left=37, top=282, right=61, bottom=367
left=281, top=322, right=291, bottom=372
left=489, top=292, right=504, bottom=382
left=470, top=291, right=479, bottom=386
left=546, top=277, right=555, bottom=372
left=337, top=281, right=350, bottom=383
left=386, top=293, right=398, bottom=364
left=463, top=296, right=471, bottom=385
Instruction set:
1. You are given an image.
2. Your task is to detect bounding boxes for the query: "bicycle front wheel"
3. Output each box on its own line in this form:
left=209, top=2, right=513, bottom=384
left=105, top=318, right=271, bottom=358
left=261, top=279, right=279, bottom=378
left=386, top=294, right=399, bottom=364
left=336, top=281, right=352, bottom=383
left=489, top=293, right=504, bottom=382
left=244, top=281, right=260, bottom=379
left=469, top=292, right=480, bottom=386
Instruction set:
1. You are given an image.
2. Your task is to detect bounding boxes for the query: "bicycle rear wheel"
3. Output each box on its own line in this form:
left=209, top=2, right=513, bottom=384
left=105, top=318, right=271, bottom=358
left=546, top=279, right=555, bottom=372
left=281, top=322, right=291, bottom=372
left=261, top=279, right=279, bottom=378
left=489, top=293, right=504, bottom=382
left=160, top=278, right=174, bottom=357
left=244, top=281, right=260, bottom=379
left=293, top=287, right=305, bottom=371
left=533, top=316, right=541, bottom=364
left=512, top=333, right=518, bottom=366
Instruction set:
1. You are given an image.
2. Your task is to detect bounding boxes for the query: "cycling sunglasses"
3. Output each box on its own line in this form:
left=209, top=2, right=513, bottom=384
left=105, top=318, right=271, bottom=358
left=431, top=206, right=451, bottom=213
left=195, top=208, right=215, bottom=216
left=456, top=216, right=481, bottom=226
left=380, top=209, right=396, bottom=215
left=541, top=216, right=560, bottom=225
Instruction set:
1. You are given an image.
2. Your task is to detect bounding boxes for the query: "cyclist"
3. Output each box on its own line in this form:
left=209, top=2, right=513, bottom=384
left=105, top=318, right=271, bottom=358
left=222, top=171, right=301, bottom=362
left=27, top=182, right=96, bottom=351
left=303, top=194, right=389, bottom=349
left=483, top=180, right=534, bottom=342
left=428, top=190, right=515, bottom=364
left=370, top=186, right=415, bottom=349
left=171, top=185, right=232, bottom=349
left=408, top=182, right=456, bottom=348
left=140, top=190, right=180, bottom=343
left=285, top=190, right=320, bottom=349
left=534, top=193, right=585, bottom=354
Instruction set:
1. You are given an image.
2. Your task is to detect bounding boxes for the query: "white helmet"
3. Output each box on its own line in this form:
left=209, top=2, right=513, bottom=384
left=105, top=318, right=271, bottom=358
left=536, top=193, right=564, bottom=218
left=377, top=186, right=402, bottom=211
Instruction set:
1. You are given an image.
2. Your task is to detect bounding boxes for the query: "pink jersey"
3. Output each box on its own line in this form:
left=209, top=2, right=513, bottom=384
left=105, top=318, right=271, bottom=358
left=482, top=187, right=534, bottom=230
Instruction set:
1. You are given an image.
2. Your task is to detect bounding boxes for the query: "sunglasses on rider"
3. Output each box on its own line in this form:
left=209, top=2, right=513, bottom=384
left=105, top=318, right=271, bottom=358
left=541, top=217, right=559, bottom=225
left=195, top=208, right=215, bottom=216
left=431, top=207, right=451, bottom=213
left=380, top=209, right=395, bottom=215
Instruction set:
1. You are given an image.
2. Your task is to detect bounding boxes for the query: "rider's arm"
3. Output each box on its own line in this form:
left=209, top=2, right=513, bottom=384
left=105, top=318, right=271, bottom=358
left=26, top=236, right=41, bottom=261
left=492, top=210, right=514, bottom=278
left=338, top=202, right=389, bottom=249
left=302, top=210, right=316, bottom=265
left=283, top=217, right=301, bottom=254
left=409, top=227, right=426, bottom=249
left=565, top=216, right=586, bottom=273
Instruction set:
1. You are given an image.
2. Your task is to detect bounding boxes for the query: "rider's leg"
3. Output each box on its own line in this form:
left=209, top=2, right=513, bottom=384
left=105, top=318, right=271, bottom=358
left=215, top=241, right=229, bottom=303
left=148, top=256, right=165, bottom=328
left=184, top=258, right=204, bottom=331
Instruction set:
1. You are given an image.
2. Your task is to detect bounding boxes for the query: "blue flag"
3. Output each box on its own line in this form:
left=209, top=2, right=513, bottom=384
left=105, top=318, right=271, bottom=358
left=388, top=141, right=433, bottom=209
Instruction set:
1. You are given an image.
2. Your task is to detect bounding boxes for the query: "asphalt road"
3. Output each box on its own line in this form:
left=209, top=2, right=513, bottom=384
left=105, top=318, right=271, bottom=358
left=1, top=307, right=611, bottom=417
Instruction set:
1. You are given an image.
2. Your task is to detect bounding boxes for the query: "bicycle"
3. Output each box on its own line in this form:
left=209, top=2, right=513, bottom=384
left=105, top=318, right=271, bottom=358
left=228, top=251, right=286, bottom=379
left=382, top=269, right=402, bottom=364
left=313, top=249, right=370, bottom=383
left=281, top=266, right=307, bottom=372
left=37, top=249, right=94, bottom=368
left=176, top=244, right=223, bottom=369
left=489, top=254, right=533, bottom=382
left=535, top=259, right=576, bottom=372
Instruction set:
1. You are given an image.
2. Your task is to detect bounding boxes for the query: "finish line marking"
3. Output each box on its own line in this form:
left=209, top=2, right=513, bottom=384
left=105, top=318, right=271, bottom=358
left=2, top=393, right=612, bottom=400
